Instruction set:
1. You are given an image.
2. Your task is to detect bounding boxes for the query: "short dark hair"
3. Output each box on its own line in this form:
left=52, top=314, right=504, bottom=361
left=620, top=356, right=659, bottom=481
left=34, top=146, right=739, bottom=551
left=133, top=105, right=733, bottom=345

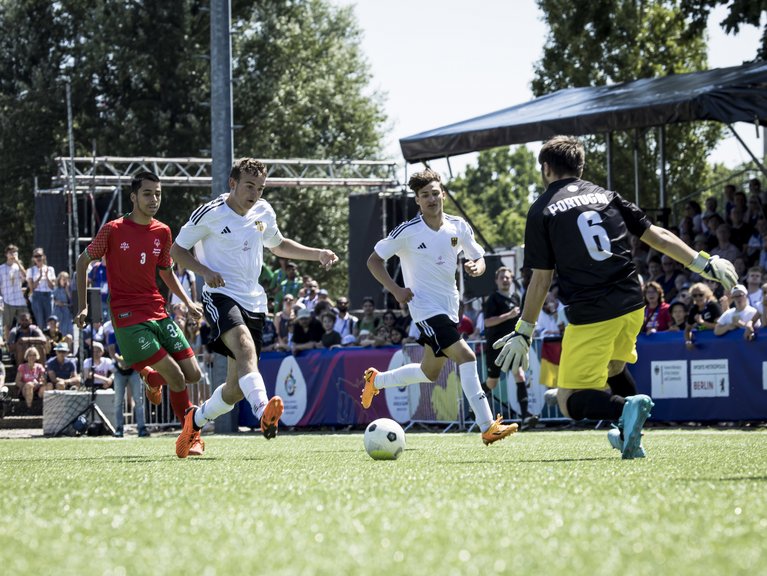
left=131, top=171, right=160, bottom=194
left=362, top=296, right=375, bottom=306
left=230, top=158, right=267, bottom=181
left=538, top=135, right=585, bottom=177
left=495, top=266, right=513, bottom=279
left=408, top=169, right=443, bottom=194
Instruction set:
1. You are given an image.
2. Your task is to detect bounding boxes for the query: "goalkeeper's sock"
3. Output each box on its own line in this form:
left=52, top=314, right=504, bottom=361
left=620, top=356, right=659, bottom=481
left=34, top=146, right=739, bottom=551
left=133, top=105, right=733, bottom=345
left=608, top=366, right=637, bottom=398
left=458, top=361, right=493, bottom=431
left=169, top=388, right=193, bottom=423
left=374, top=363, right=429, bottom=388
left=566, top=389, right=624, bottom=421
left=195, top=384, right=234, bottom=429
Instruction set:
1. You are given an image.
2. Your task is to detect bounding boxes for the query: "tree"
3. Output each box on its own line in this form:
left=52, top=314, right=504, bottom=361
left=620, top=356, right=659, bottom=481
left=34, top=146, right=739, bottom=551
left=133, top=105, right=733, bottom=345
left=531, top=0, right=723, bottom=219
left=680, top=0, right=767, bottom=61
left=447, top=146, right=540, bottom=249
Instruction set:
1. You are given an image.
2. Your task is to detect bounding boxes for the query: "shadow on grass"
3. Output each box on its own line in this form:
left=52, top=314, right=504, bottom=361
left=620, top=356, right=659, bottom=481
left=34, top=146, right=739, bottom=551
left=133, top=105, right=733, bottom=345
left=518, top=457, right=615, bottom=463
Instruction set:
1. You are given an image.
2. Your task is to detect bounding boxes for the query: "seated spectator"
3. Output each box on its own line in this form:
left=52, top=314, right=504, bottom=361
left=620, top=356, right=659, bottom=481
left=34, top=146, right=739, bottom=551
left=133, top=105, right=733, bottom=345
left=261, top=313, right=280, bottom=352
left=291, top=308, right=323, bottom=353
left=82, top=319, right=105, bottom=358
left=333, top=296, right=358, bottom=338
left=275, top=261, right=302, bottom=313
left=313, top=300, right=333, bottom=319
left=733, top=255, right=748, bottom=284
left=320, top=312, right=342, bottom=348
left=646, top=256, right=662, bottom=283
left=340, top=334, right=358, bottom=347
left=723, top=183, right=737, bottom=221
left=745, top=194, right=765, bottom=228
left=745, top=266, right=764, bottom=308
left=744, top=214, right=767, bottom=263
left=8, top=311, right=45, bottom=366
left=667, top=301, right=688, bottom=332
left=684, top=282, right=723, bottom=350
left=15, top=346, right=48, bottom=408
left=714, top=284, right=759, bottom=340
left=395, top=301, right=413, bottom=335
left=43, top=315, right=72, bottom=358
left=83, top=341, right=115, bottom=389
left=703, top=214, right=725, bottom=250
left=670, top=282, right=691, bottom=308
left=389, top=327, right=405, bottom=347
left=374, top=310, right=398, bottom=343
left=642, top=281, right=671, bottom=334
left=728, top=206, right=753, bottom=253
left=711, top=223, right=742, bottom=263
left=684, top=200, right=703, bottom=234
left=46, top=342, right=80, bottom=390
left=355, top=296, right=380, bottom=337
left=317, top=288, right=333, bottom=308
left=300, top=280, right=319, bottom=312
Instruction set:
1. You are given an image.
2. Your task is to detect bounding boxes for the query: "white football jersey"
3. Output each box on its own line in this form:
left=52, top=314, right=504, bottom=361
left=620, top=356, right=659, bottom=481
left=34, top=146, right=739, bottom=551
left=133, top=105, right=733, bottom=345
left=374, top=213, right=484, bottom=323
left=175, top=194, right=284, bottom=312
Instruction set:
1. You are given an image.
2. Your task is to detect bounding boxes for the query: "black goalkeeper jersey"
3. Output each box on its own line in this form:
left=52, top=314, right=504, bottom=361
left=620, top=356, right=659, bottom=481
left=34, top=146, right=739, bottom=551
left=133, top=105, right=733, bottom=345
left=524, top=178, right=652, bottom=324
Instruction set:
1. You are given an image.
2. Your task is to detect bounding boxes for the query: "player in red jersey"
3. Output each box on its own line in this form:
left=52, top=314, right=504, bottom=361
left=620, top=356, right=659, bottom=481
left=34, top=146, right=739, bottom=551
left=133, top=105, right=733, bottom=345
left=75, top=172, right=205, bottom=454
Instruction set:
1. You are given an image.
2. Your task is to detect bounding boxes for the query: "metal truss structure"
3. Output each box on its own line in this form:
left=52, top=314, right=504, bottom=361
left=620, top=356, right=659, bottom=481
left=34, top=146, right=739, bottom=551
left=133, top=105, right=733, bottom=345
left=51, top=156, right=400, bottom=189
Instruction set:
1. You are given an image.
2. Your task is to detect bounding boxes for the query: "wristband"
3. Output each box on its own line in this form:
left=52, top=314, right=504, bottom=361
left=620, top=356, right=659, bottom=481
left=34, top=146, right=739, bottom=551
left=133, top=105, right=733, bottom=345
left=514, top=319, right=536, bottom=338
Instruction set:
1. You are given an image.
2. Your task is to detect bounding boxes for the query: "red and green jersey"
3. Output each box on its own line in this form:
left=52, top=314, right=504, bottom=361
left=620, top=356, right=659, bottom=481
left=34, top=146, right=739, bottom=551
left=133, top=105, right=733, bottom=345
left=86, top=216, right=173, bottom=328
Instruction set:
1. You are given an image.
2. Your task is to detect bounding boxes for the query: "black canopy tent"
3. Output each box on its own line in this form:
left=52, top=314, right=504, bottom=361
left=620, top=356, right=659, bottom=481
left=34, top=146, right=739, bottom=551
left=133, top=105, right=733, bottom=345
left=400, top=61, right=767, bottom=209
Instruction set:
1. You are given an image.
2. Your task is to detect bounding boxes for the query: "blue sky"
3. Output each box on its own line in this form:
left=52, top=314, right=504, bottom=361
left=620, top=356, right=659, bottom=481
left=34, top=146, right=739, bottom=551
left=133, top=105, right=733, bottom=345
left=334, top=0, right=765, bottom=179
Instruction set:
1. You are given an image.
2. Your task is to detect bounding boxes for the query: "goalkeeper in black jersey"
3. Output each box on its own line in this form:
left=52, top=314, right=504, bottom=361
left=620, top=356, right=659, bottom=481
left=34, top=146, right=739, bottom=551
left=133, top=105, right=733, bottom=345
left=494, top=135, right=737, bottom=459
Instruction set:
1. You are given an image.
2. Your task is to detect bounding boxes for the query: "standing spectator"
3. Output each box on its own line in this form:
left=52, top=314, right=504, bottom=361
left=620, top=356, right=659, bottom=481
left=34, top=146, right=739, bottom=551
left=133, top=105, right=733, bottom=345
left=52, top=271, right=74, bottom=338
left=275, top=261, right=302, bottom=313
left=684, top=282, right=723, bottom=350
left=16, top=347, right=48, bottom=408
left=292, top=308, right=324, bottom=352
left=169, top=264, right=198, bottom=307
left=641, top=281, right=671, bottom=334
left=83, top=341, right=115, bottom=389
left=320, top=312, right=342, bottom=348
left=646, top=256, right=662, bottom=283
left=26, top=247, right=55, bottom=328
left=355, top=296, right=380, bottom=337
left=535, top=292, right=564, bottom=337
left=332, top=295, right=357, bottom=338
left=86, top=259, right=109, bottom=321
left=656, top=255, right=680, bottom=302
left=0, top=244, right=28, bottom=345
left=727, top=206, right=752, bottom=254
left=684, top=200, right=703, bottom=234
left=273, top=294, right=296, bottom=350
left=701, top=196, right=720, bottom=234
left=745, top=195, right=765, bottom=228
left=745, top=266, right=764, bottom=309
left=300, top=280, right=319, bottom=312
left=483, top=267, right=534, bottom=425
left=107, top=330, right=149, bottom=438
left=711, top=224, right=742, bottom=263
left=723, top=183, right=737, bottom=221
left=46, top=342, right=80, bottom=390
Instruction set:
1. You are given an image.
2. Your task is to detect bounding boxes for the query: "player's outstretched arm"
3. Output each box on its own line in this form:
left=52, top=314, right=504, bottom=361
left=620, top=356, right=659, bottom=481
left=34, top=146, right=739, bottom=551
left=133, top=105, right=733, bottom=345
left=270, top=238, right=338, bottom=270
left=367, top=251, right=413, bottom=305
left=640, top=225, right=737, bottom=290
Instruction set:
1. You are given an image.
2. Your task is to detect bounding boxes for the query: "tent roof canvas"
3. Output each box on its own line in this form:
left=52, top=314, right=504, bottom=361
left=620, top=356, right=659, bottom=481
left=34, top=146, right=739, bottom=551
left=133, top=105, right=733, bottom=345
left=399, top=61, right=767, bottom=162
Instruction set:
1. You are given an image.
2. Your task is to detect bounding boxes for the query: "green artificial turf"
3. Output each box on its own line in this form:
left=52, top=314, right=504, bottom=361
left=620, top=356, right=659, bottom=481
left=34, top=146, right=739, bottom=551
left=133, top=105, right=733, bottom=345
left=1, top=429, right=765, bottom=575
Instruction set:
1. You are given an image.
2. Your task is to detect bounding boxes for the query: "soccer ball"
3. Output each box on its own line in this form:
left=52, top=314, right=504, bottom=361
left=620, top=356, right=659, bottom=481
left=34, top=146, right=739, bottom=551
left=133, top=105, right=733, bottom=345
left=364, top=418, right=406, bottom=460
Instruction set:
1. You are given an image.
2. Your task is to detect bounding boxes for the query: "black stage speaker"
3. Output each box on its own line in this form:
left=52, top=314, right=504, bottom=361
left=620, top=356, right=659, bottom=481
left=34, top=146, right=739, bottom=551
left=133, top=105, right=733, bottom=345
left=34, top=194, right=69, bottom=275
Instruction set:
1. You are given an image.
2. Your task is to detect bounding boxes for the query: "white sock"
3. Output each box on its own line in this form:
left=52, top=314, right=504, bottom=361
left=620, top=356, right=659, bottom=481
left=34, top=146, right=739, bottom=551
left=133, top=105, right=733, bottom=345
left=375, top=363, right=430, bottom=389
left=194, top=384, right=234, bottom=428
left=238, top=372, right=269, bottom=418
left=459, top=361, right=493, bottom=432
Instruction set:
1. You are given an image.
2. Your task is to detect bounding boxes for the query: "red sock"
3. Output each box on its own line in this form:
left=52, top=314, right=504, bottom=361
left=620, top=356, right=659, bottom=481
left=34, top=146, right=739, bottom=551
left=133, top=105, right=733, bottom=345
left=143, top=368, right=166, bottom=389
left=169, top=388, right=192, bottom=423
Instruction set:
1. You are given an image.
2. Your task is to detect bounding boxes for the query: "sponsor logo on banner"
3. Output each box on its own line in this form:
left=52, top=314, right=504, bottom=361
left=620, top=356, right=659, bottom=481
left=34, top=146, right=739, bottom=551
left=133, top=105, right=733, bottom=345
left=385, top=349, right=419, bottom=423
left=690, top=359, right=729, bottom=397
left=275, top=355, right=307, bottom=425
left=650, top=360, right=688, bottom=398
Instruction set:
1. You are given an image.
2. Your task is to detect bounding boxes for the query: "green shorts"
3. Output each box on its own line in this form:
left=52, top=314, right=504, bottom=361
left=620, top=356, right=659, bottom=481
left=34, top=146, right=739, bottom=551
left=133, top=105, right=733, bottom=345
left=114, top=317, right=194, bottom=369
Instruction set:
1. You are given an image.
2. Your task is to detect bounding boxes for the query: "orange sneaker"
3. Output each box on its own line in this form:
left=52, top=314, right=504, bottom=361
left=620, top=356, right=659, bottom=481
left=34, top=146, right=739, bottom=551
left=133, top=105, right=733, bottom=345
left=140, top=367, right=162, bottom=405
left=260, top=396, right=284, bottom=440
left=481, top=414, right=519, bottom=446
left=188, top=432, right=205, bottom=456
left=360, top=368, right=380, bottom=409
left=176, top=406, right=199, bottom=458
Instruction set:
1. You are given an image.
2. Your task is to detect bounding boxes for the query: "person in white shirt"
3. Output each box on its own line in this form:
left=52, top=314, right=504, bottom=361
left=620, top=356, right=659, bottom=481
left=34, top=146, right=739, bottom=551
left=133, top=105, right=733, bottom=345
left=170, top=158, right=338, bottom=457
left=83, top=341, right=115, bottom=389
left=332, top=295, right=357, bottom=338
left=26, top=247, right=56, bottom=327
left=360, top=169, right=517, bottom=445
left=744, top=266, right=763, bottom=309
left=714, top=284, right=759, bottom=340
left=0, top=244, right=28, bottom=344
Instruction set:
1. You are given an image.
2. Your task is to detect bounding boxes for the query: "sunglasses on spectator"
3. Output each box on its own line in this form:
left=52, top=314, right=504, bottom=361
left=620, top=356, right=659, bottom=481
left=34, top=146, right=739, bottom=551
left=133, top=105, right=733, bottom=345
left=33, top=254, right=43, bottom=258
left=691, top=293, right=705, bottom=298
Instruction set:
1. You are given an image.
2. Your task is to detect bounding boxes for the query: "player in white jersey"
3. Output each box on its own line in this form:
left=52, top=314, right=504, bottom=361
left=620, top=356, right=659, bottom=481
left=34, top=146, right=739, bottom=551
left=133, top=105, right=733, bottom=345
left=170, top=158, right=338, bottom=457
left=361, top=169, right=518, bottom=445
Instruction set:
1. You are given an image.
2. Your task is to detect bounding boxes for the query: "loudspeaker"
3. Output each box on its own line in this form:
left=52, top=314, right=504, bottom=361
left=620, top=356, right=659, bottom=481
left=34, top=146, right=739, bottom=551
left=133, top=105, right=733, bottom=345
left=87, top=287, right=102, bottom=322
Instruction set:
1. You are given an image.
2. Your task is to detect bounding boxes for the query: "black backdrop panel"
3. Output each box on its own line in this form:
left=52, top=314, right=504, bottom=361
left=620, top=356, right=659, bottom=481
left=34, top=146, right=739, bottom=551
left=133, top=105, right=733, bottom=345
left=348, top=193, right=414, bottom=309
left=34, top=194, right=69, bottom=275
